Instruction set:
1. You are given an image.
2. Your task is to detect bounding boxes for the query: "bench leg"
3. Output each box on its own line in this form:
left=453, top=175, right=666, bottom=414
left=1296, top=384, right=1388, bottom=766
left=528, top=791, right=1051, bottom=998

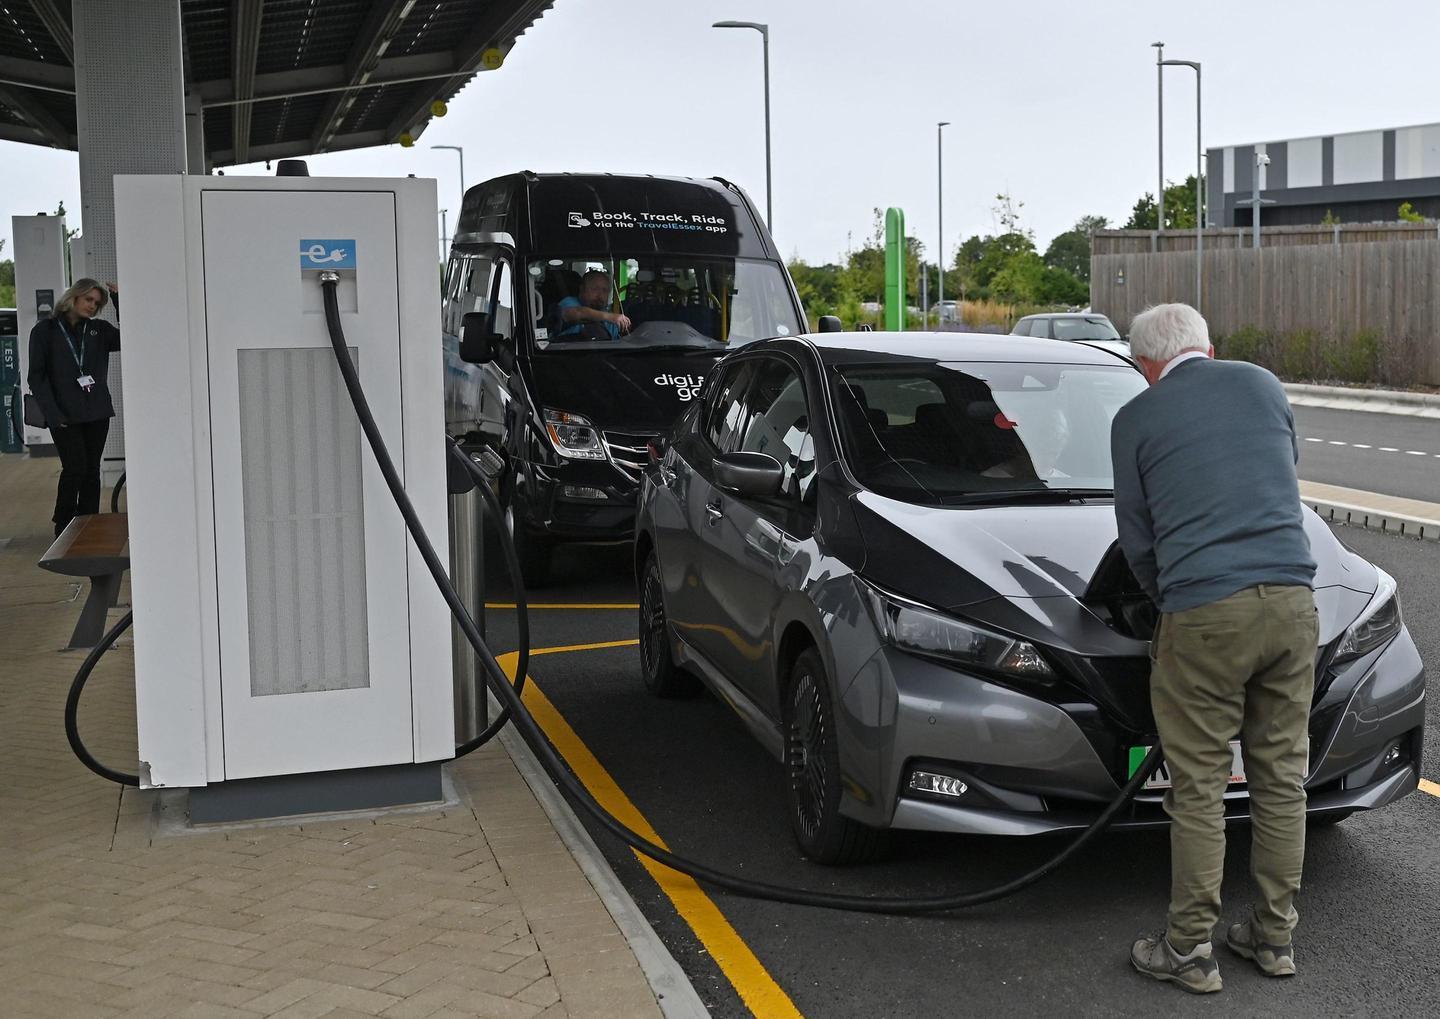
left=68, top=573, right=122, bottom=650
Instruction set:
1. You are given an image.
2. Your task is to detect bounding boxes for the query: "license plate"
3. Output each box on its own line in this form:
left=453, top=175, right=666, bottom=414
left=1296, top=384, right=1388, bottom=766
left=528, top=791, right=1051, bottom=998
left=1128, top=741, right=1247, bottom=791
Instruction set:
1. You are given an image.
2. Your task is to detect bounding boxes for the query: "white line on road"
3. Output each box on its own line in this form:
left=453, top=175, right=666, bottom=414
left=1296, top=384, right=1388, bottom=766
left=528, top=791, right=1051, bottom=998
left=1328, top=440, right=1347, bottom=445
left=1406, top=450, right=1428, bottom=456
left=1305, top=437, right=1324, bottom=443
left=1380, top=447, right=1400, bottom=452
left=1353, top=444, right=1372, bottom=449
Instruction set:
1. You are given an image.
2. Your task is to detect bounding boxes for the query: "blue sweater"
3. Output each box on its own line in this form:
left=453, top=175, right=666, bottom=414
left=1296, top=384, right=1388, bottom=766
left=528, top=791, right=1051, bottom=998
left=1110, top=357, right=1316, bottom=613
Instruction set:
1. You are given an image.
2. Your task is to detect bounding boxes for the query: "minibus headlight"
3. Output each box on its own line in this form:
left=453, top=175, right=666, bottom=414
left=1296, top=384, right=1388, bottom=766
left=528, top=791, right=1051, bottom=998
left=543, top=409, right=607, bottom=461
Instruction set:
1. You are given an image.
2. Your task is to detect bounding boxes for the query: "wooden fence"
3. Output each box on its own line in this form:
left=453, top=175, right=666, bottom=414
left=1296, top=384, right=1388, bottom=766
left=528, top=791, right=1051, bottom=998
left=1091, top=238, right=1440, bottom=385
left=1093, top=221, right=1440, bottom=255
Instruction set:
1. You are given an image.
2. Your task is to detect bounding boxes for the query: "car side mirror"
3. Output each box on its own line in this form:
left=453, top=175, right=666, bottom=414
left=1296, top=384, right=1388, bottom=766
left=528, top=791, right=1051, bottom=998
left=460, top=312, right=500, bottom=364
left=818, top=315, right=842, bottom=333
left=713, top=451, right=784, bottom=499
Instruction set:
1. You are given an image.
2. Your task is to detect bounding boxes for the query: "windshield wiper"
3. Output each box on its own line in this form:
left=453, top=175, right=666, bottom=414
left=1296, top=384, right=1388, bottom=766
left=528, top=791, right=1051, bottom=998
left=945, top=488, right=1114, bottom=506
left=616, top=343, right=726, bottom=354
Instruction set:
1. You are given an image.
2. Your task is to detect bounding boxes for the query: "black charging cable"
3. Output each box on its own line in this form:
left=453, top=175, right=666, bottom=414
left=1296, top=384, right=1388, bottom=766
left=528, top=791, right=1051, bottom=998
left=65, top=610, right=139, bottom=786
left=318, top=274, right=1166, bottom=914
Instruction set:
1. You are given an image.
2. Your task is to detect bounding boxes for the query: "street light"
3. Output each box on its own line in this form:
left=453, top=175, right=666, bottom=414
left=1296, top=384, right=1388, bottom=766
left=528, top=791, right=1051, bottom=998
left=1160, top=57, right=1202, bottom=311
left=1252, top=152, right=1272, bottom=248
left=1152, top=42, right=1164, bottom=233
left=431, top=144, right=465, bottom=199
left=713, top=20, right=772, bottom=231
left=937, top=121, right=950, bottom=328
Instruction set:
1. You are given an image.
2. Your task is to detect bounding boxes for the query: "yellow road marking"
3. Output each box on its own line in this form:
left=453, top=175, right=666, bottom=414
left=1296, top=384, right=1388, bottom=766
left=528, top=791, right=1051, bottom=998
left=1420, top=779, right=1440, bottom=798
left=499, top=644, right=803, bottom=1019
left=485, top=602, right=639, bottom=610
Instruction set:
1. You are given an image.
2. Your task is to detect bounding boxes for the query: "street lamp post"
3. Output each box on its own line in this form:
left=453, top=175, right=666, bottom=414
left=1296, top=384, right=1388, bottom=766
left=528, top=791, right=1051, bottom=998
left=1160, top=58, right=1202, bottom=311
left=937, top=121, right=949, bottom=328
left=1253, top=153, right=1271, bottom=248
left=1152, top=42, right=1164, bottom=233
left=713, top=21, right=772, bottom=231
left=431, top=144, right=465, bottom=199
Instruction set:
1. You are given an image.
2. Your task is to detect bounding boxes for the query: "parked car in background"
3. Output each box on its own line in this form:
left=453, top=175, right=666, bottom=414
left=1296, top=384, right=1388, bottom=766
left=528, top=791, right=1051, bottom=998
left=1013, top=312, right=1132, bottom=361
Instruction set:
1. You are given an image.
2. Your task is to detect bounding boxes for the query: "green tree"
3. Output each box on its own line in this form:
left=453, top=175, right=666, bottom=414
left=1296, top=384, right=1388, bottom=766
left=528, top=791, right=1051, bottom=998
left=0, top=239, right=13, bottom=308
left=989, top=251, right=1047, bottom=303
left=1044, top=215, right=1108, bottom=283
left=1124, top=176, right=1204, bottom=230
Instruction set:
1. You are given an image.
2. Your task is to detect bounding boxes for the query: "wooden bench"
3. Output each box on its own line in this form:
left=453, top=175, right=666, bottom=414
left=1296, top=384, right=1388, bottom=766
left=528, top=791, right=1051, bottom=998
left=38, top=514, right=130, bottom=650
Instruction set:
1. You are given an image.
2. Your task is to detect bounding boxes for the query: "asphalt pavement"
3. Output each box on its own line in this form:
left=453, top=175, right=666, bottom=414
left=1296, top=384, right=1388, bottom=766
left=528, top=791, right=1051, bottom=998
left=483, top=524, right=1439, bottom=1018
left=1294, top=406, right=1440, bottom=503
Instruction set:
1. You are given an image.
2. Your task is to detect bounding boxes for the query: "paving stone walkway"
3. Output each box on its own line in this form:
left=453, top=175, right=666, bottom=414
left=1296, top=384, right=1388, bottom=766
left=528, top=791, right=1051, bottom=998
left=0, top=453, right=669, bottom=1019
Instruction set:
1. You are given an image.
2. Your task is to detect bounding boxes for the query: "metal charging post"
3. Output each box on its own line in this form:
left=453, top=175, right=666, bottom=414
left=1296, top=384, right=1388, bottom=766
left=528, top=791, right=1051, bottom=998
left=449, top=460, right=488, bottom=745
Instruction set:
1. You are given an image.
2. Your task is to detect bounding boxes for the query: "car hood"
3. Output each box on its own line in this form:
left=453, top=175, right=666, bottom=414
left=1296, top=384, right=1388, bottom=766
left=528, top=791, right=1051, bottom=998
left=850, top=492, right=1376, bottom=655
left=526, top=350, right=723, bottom=432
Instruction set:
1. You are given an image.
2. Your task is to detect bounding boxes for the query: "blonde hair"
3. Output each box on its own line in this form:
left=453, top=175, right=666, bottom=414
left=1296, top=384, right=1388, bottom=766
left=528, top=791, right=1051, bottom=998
left=53, top=278, right=109, bottom=319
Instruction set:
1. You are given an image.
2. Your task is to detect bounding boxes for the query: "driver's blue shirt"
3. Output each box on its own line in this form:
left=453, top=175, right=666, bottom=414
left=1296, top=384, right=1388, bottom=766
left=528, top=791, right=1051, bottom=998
left=555, top=296, right=619, bottom=341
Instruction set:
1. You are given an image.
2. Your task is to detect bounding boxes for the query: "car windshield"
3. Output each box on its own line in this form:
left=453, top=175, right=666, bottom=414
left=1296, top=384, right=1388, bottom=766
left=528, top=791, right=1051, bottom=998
left=832, top=361, right=1146, bottom=505
left=528, top=255, right=801, bottom=353
left=1051, top=316, right=1122, bottom=341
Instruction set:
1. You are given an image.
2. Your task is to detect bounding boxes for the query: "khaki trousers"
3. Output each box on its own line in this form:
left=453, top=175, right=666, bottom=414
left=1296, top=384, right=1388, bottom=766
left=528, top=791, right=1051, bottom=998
left=1149, top=584, right=1318, bottom=950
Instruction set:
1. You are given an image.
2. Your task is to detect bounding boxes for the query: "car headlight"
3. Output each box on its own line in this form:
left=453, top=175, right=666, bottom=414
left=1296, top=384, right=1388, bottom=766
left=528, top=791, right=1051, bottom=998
left=1333, top=568, right=1401, bottom=664
left=859, top=579, right=1057, bottom=684
left=543, top=408, right=607, bottom=461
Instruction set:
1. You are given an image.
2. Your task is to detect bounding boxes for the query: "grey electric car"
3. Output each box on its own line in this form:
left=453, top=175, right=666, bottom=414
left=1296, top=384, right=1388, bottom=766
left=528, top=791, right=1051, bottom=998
left=634, top=332, right=1426, bottom=864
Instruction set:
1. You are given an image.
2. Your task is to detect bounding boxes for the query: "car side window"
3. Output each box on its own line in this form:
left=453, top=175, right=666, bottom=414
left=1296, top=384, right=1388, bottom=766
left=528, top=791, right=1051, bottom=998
left=736, top=357, right=817, bottom=503
left=702, top=363, right=755, bottom=452
left=1013, top=319, right=1031, bottom=336
left=1028, top=319, right=1049, bottom=338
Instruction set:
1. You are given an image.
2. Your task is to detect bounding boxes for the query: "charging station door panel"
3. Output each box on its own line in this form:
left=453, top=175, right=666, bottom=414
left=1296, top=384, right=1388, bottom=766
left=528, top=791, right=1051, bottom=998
left=201, top=191, right=414, bottom=780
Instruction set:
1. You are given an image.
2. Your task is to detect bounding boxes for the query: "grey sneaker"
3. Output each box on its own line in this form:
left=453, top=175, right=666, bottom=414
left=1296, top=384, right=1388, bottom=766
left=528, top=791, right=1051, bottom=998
left=1130, top=934, right=1223, bottom=994
left=1226, top=916, right=1296, bottom=977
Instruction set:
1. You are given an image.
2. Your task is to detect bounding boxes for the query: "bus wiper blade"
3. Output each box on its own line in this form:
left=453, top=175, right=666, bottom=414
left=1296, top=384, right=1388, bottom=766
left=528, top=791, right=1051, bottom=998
left=617, top=343, right=726, bottom=354
left=947, top=488, right=1114, bottom=506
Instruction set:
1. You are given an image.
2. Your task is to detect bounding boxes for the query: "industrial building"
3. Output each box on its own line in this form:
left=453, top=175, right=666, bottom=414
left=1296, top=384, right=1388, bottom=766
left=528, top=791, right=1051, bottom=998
left=1206, top=122, right=1440, bottom=228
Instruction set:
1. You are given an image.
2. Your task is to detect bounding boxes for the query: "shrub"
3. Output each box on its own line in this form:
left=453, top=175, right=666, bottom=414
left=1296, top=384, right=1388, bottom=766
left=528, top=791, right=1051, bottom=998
left=1216, top=325, right=1270, bottom=366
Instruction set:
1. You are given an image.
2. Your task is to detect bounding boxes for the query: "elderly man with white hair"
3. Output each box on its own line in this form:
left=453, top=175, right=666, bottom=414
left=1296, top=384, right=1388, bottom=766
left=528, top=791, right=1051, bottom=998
left=1111, top=303, right=1317, bottom=994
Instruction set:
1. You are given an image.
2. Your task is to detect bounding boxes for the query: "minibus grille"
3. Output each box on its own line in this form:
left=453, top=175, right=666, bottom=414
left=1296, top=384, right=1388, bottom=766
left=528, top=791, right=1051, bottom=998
left=603, top=431, right=656, bottom=478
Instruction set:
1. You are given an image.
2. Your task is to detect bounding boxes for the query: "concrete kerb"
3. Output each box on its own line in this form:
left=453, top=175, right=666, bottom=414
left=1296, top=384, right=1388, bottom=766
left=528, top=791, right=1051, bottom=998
left=1284, top=382, right=1440, bottom=419
left=1304, top=498, right=1440, bottom=542
left=493, top=712, right=711, bottom=1019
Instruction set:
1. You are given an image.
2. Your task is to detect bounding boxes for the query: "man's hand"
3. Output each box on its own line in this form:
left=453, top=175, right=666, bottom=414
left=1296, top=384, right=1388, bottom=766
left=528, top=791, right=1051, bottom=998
left=610, top=312, right=633, bottom=333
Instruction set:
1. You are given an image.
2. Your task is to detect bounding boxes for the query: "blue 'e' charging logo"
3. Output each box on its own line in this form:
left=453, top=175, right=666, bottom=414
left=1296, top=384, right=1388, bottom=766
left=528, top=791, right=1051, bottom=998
left=300, top=239, right=357, bottom=270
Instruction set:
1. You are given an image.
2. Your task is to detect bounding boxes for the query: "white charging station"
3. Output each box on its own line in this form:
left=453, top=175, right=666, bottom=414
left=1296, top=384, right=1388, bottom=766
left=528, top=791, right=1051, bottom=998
left=11, top=212, right=69, bottom=450
left=113, top=174, right=453, bottom=811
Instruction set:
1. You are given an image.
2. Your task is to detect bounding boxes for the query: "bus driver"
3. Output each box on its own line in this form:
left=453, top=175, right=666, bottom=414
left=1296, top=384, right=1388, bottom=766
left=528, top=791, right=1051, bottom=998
left=555, top=269, right=632, bottom=340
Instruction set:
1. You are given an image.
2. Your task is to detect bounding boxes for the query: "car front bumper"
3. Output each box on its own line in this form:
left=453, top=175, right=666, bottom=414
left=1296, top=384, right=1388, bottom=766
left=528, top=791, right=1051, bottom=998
left=835, top=625, right=1426, bottom=836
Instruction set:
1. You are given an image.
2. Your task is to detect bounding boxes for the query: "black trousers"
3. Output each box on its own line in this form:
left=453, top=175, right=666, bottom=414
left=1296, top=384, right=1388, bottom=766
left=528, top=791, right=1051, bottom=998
left=51, top=418, right=110, bottom=535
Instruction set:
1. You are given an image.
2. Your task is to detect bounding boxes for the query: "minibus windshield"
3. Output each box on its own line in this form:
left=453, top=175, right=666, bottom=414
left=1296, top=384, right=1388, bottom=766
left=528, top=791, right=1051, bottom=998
left=527, top=255, right=802, bottom=353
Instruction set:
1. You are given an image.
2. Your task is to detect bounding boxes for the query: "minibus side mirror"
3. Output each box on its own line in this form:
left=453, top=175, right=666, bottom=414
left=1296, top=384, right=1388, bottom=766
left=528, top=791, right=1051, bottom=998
left=713, top=451, right=784, bottom=500
left=459, top=312, right=500, bottom=364
left=818, top=315, right=842, bottom=333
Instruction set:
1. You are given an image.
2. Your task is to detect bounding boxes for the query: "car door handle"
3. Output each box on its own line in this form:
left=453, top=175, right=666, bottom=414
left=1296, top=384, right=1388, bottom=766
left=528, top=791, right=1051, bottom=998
left=705, top=500, right=723, bottom=522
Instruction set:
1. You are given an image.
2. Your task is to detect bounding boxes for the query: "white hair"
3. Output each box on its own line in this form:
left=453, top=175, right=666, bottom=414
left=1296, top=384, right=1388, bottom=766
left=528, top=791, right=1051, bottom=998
left=1128, top=303, right=1210, bottom=362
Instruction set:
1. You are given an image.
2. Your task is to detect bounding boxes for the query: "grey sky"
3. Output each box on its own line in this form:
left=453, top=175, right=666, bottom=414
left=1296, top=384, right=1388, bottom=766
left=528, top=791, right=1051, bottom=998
left=4, top=0, right=1438, bottom=269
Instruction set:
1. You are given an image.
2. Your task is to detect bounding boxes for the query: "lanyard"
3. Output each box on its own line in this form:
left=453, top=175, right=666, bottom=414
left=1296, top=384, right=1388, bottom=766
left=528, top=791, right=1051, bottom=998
left=58, top=320, right=86, bottom=370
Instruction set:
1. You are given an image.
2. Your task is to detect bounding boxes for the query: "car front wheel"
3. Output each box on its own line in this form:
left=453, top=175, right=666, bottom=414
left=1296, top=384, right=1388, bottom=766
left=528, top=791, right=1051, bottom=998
left=783, top=647, right=886, bottom=865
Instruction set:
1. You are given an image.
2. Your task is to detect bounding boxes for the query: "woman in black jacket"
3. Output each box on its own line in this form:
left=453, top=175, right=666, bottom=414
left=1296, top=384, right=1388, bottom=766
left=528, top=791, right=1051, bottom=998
left=28, top=278, right=121, bottom=536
